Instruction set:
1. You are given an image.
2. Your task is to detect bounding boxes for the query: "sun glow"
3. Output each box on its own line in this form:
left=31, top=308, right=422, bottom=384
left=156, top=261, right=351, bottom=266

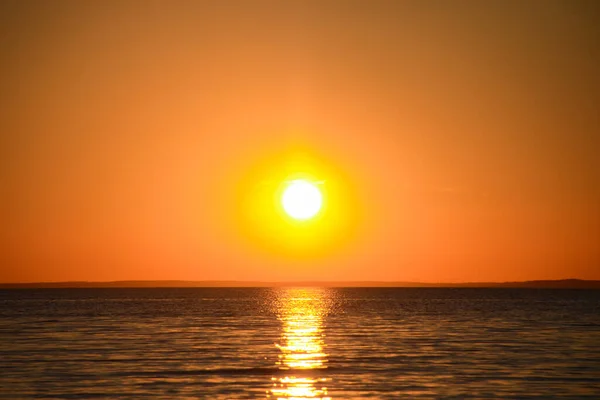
left=281, top=180, right=323, bottom=220
left=230, top=144, right=363, bottom=259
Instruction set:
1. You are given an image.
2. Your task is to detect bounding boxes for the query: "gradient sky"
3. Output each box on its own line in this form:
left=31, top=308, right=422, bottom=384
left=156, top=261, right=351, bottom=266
left=2, top=0, right=599, bottom=283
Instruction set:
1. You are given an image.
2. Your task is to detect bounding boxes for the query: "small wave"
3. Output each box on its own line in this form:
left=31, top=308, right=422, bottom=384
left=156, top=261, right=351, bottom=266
left=107, top=366, right=332, bottom=378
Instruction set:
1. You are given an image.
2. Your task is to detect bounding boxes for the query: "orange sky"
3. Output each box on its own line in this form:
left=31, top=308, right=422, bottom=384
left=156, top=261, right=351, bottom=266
left=2, top=1, right=599, bottom=283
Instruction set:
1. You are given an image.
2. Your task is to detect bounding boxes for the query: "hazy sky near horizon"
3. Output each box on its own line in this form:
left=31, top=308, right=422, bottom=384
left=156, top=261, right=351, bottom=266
left=2, top=1, right=599, bottom=283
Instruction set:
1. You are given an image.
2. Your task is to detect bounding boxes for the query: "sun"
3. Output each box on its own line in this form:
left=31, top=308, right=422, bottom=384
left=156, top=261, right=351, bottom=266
left=281, top=180, right=323, bottom=220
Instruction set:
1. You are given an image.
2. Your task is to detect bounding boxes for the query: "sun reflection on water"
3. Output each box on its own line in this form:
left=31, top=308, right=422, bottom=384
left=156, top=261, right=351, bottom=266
left=268, top=288, right=331, bottom=400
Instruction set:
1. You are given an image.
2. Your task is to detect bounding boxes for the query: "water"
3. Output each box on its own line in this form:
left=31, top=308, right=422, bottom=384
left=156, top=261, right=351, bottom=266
left=1, top=288, right=599, bottom=399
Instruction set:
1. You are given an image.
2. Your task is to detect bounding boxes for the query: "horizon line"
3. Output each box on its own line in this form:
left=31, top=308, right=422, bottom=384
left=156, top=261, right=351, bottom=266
left=1, top=278, right=599, bottom=289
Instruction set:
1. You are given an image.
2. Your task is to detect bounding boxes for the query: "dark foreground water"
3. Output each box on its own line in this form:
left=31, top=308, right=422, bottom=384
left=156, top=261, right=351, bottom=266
left=1, top=288, right=599, bottom=399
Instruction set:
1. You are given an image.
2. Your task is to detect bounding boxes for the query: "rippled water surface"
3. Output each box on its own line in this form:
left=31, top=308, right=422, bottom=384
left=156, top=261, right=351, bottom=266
left=1, top=288, right=599, bottom=398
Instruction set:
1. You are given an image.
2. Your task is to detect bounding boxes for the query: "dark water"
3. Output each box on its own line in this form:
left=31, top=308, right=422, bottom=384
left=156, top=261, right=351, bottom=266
left=1, top=288, right=599, bottom=399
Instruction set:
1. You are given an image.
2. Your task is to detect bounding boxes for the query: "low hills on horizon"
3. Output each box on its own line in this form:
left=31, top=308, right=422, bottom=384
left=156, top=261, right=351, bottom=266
left=1, top=279, right=599, bottom=289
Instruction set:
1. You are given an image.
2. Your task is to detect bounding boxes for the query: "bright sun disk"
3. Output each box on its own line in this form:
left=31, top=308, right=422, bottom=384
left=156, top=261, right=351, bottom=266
left=281, top=180, right=323, bottom=220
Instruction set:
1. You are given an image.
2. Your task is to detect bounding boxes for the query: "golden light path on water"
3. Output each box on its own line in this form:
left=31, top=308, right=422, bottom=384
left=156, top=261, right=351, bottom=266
left=268, top=288, right=331, bottom=400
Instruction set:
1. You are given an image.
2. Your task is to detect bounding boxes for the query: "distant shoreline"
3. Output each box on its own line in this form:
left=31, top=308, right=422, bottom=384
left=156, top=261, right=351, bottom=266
left=1, top=279, right=599, bottom=289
